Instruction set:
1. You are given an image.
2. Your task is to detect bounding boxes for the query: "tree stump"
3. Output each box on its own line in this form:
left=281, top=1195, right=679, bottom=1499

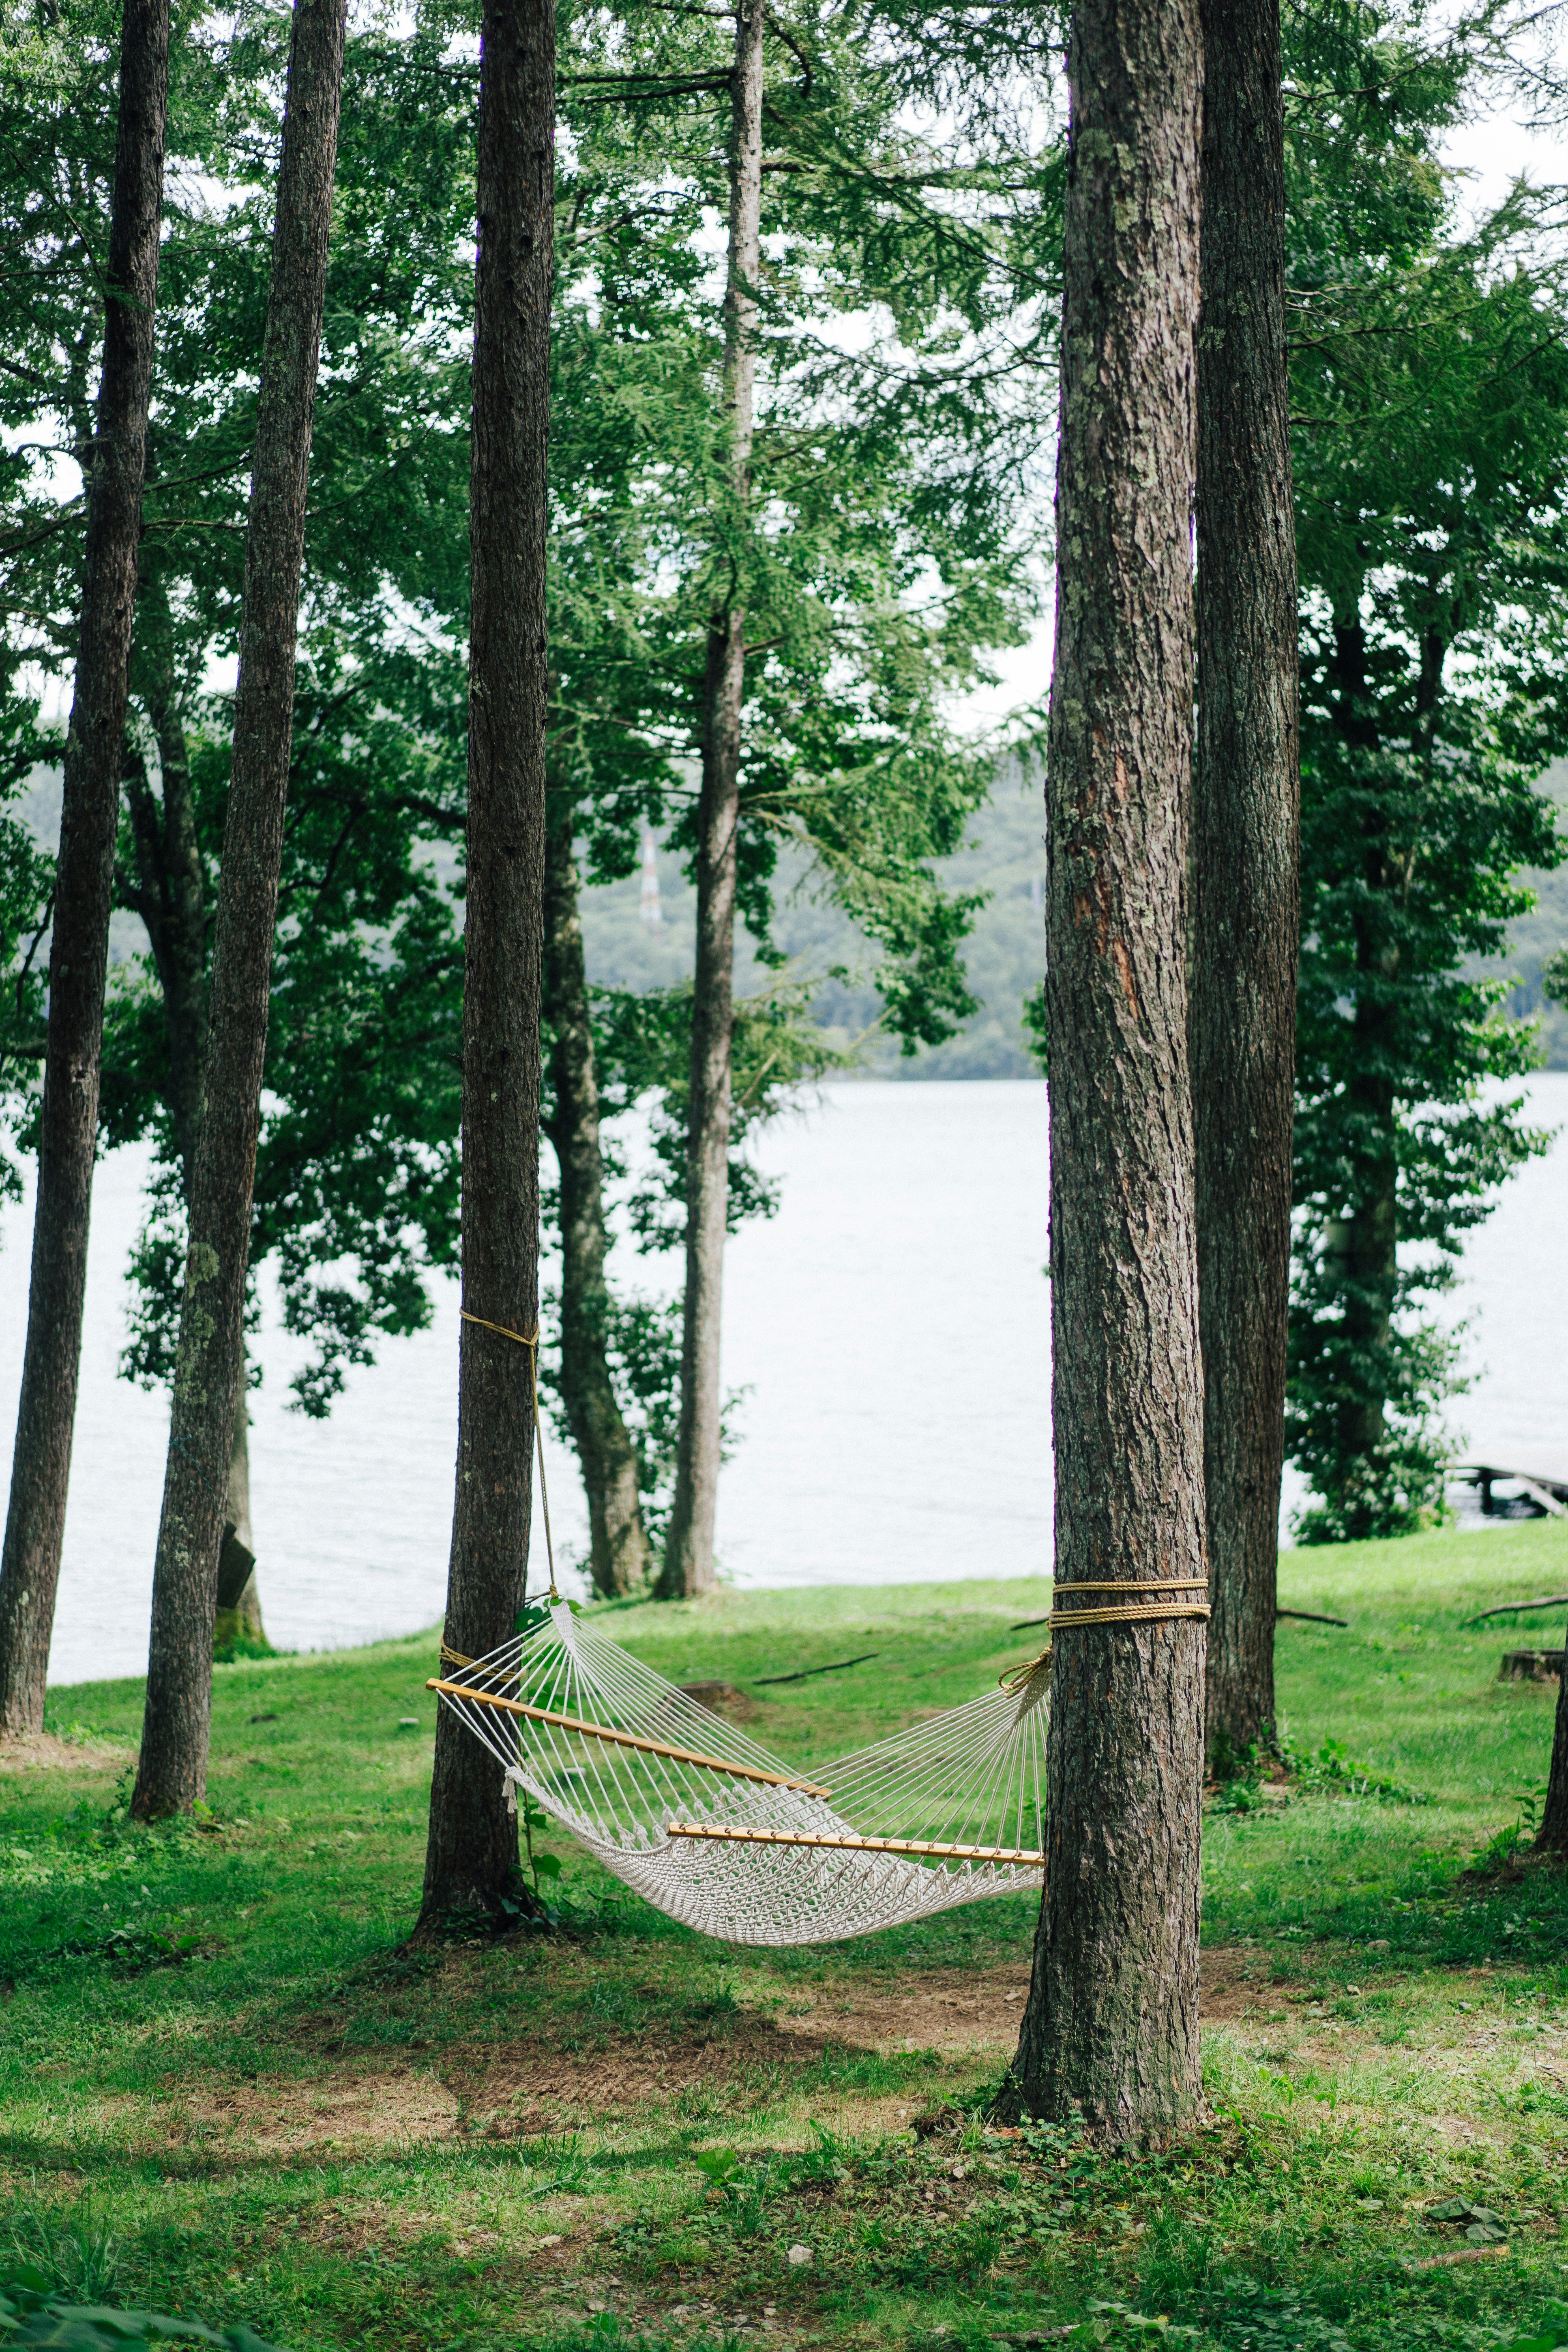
left=1499, top=1651, right=1565, bottom=1683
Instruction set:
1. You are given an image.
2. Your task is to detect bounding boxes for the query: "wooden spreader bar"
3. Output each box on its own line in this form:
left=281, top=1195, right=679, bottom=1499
left=425, top=1678, right=832, bottom=1798
left=665, top=1820, right=1046, bottom=1867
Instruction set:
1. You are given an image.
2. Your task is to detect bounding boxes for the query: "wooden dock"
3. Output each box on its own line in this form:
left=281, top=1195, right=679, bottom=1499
left=1453, top=1462, right=1568, bottom=1519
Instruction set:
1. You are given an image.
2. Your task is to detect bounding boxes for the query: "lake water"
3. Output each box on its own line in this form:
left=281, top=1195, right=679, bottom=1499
left=1, top=1074, right=1565, bottom=1691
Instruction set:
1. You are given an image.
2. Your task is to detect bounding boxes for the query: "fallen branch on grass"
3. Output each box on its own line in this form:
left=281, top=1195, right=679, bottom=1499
left=1461, top=1594, right=1568, bottom=1628
left=1404, top=2244, right=1511, bottom=2269
left=751, top=1652, right=879, bottom=1687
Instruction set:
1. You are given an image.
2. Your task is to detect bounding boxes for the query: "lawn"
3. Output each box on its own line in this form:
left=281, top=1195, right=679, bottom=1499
left=1, top=1519, right=1566, bottom=2352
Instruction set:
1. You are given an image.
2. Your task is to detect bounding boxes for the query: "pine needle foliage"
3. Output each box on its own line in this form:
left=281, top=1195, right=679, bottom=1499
left=1284, top=0, right=1568, bottom=1540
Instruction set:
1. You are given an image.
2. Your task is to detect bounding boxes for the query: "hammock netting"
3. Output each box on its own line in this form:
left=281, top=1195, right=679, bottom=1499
left=431, top=1601, right=1049, bottom=1946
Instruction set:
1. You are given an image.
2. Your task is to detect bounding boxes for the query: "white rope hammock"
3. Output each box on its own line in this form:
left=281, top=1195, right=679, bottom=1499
left=428, top=1602, right=1051, bottom=1946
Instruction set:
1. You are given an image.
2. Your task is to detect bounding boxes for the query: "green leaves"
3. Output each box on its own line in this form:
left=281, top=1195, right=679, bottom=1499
left=0, top=2273, right=285, bottom=2351
left=1491, top=2315, right=1568, bottom=2352
left=1426, top=2195, right=1508, bottom=2243
left=1285, top=2, right=1568, bottom=1539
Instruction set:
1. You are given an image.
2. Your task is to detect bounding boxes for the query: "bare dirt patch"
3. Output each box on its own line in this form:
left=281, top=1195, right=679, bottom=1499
left=766, top=1967, right=1030, bottom=2058
left=165, top=1954, right=1307, bottom=2160
left=680, top=1684, right=759, bottom=1723
left=1195, top=1945, right=1279, bottom=2021
left=0, top=1732, right=130, bottom=1773
left=180, top=2067, right=462, bottom=2156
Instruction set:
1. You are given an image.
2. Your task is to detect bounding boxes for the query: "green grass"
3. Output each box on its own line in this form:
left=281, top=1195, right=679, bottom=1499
left=2, top=1522, right=1567, bottom=2352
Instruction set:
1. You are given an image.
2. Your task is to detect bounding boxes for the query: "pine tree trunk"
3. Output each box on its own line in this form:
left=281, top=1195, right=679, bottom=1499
left=1537, top=1614, right=1568, bottom=1856
left=659, top=0, right=766, bottom=1601
left=124, top=577, right=209, bottom=1181
left=1336, top=1117, right=1397, bottom=1462
left=543, top=812, right=649, bottom=1597
left=418, top=0, right=555, bottom=1927
left=132, top=0, right=346, bottom=1818
left=125, top=593, right=269, bottom=1653
left=1191, top=0, right=1298, bottom=1770
left=1307, top=620, right=1402, bottom=1515
left=1000, top=0, right=1208, bottom=2142
left=0, top=0, right=170, bottom=1739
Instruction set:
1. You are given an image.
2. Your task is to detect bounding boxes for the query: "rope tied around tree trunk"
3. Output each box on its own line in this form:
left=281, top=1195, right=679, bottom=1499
left=457, top=1310, right=559, bottom=1601
left=1047, top=1579, right=1210, bottom=1629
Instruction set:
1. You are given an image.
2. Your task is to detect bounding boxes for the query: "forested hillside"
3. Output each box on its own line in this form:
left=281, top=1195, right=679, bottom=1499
left=580, top=762, right=1049, bottom=1079
left=17, top=748, right=1567, bottom=1076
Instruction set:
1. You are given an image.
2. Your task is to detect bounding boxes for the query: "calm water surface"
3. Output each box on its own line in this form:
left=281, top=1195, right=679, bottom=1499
left=1, top=1075, right=1564, bottom=1690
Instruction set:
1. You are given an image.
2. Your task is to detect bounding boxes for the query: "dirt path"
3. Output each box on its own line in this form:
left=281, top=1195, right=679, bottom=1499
left=162, top=1950, right=1290, bottom=2160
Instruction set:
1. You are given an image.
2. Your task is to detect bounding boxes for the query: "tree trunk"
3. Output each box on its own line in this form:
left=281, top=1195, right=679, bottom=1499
left=1335, top=1109, right=1397, bottom=1463
left=124, top=576, right=209, bottom=1181
left=125, top=590, right=270, bottom=1653
left=1537, top=1613, right=1568, bottom=1857
left=132, top=0, right=347, bottom=1818
left=543, top=811, right=649, bottom=1597
left=1191, top=0, right=1298, bottom=1772
left=418, top=0, right=555, bottom=1927
left=1000, top=0, right=1208, bottom=2142
left=215, top=1392, right=267, bottom=1647
left=0, top=0, right=170, bottom=1739
left=659, top=0, right=766, bottom=1601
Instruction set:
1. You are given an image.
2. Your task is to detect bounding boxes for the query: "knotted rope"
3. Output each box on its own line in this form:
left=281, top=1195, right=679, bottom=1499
left=457, top=1309, right=559, bottom=1602
left=1049, top=1579, right=1210, bottom=1627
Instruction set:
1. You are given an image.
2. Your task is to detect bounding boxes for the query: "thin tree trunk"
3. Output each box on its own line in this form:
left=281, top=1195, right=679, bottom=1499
left=1192, top=0, right=1298, bottom=1771
left=1537, top=1613, right=1568, bottom=1857
left=125, top=593, right=269, bottom=1651
left=215, top=1395, right=267, bottom=1646
left=999, top=0, right=1207, bottom=2142
left=124, top=581, right=208, bottom=1180
left=659, top=0, right=766, bottom=1601
left=132, top=0, right=346, bottom=1817
left=0, top=0, right=170, bottom=1738
left=1336, top=1099, right=1397, bottom=1462
left=418, top=0, right=556, bottom=1926
left=543, top=811, right=649, bottom=1597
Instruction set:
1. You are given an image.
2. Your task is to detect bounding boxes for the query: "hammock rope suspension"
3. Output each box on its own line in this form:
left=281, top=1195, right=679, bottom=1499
left=458, top=1309, right=560, bottom=1601
left=1048, top=1579, right=1210, bottom=1628
left=431, top=1323, right=1203, bottom=1945
left=428, top=1606, right=1052, bottom=1945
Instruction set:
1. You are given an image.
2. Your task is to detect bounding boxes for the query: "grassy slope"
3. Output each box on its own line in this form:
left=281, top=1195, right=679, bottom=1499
left=0, top=1524, right=1566, bottom=2352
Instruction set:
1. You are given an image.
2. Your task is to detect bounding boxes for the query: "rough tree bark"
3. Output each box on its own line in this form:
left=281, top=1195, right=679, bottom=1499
left=132, top=0, right=346, bottom=1816
left=124, top=625, right=206, bottom=1175
left=1538, top=1614, right=1568, bottom=1857
left=0, top=0, right=170, bottom=1738
left=659, top=0, right=766, bottom=1600
left=418, top=0, right=556, bottom=1925
left=123, top=588, right=267, bottom=1649
left=1192, top=0, right=1298, bottom=1770
left=999, top=0, right=1208, bottom=2140
left=543, top=809, right=649, bottom=1597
